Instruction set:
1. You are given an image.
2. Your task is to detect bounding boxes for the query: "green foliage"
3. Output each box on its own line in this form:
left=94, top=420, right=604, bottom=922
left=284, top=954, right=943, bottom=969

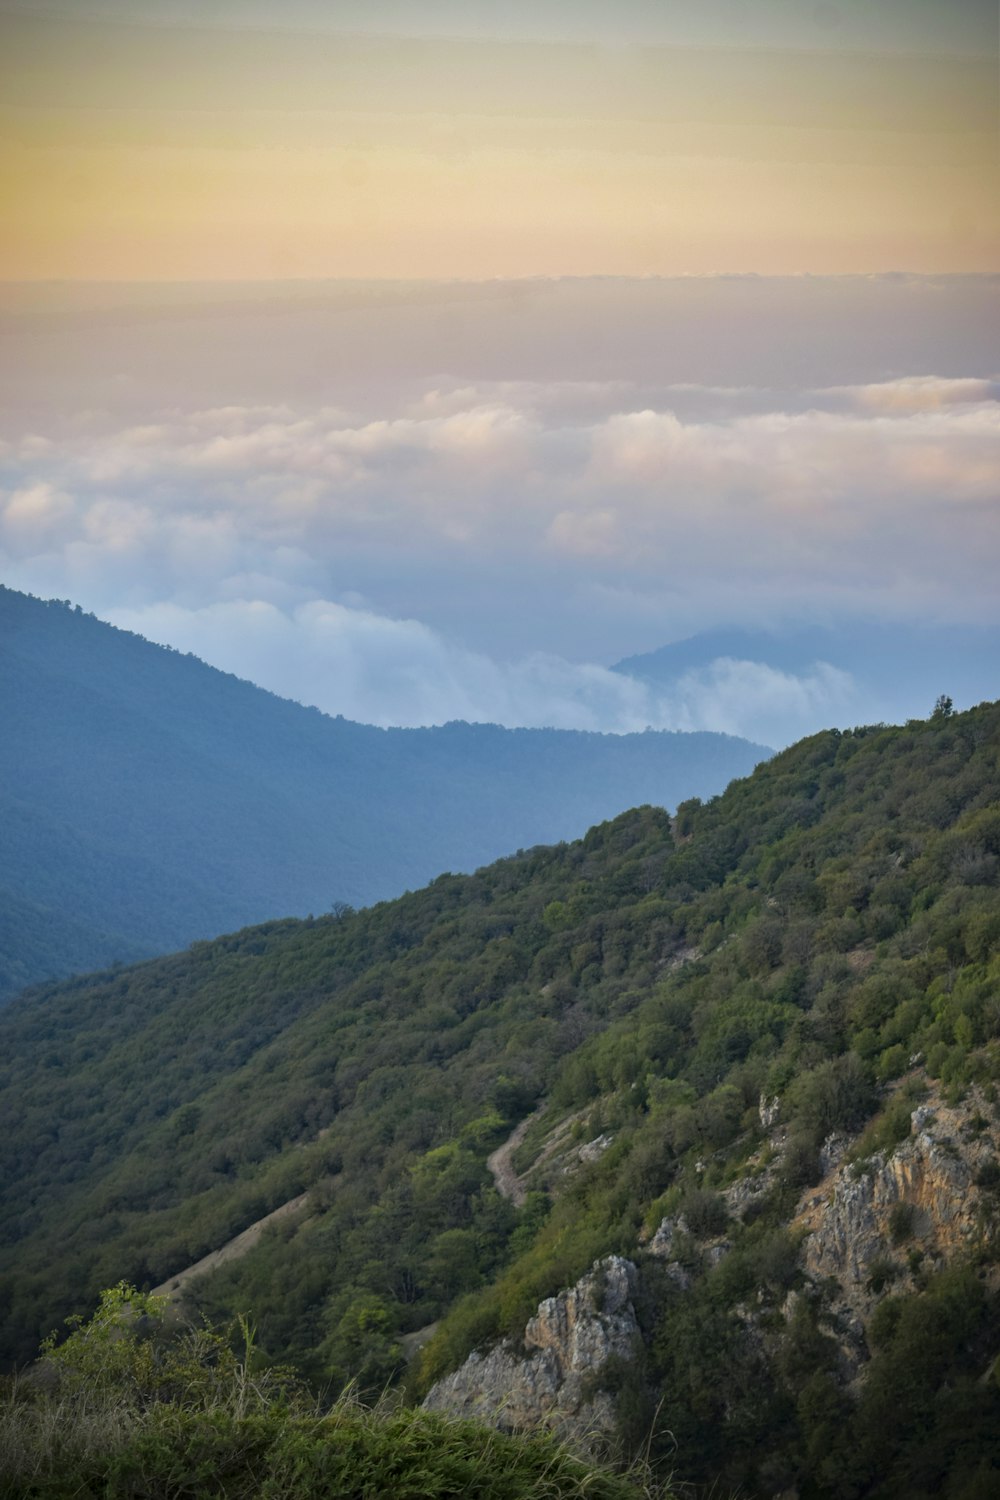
left=39, top=1281, right=169, bottom=1397
left=635, top=1251, right=1000, bottom=1499
left=787, top=1054, right=875, bottom=1146
left=848, top=1084, right=923, bottom=1166
left=677, top=1188, right=728, bottom=1239
left=34, top=1281, right=303, bottom=1417
left=834, top=1269, right=1000, bottom=1498
left=2, top=699, right=1000, bottom=1499
left=888, top=1201, right=917, bottom=1246
left=1, top=1287, right=662, bottom=1499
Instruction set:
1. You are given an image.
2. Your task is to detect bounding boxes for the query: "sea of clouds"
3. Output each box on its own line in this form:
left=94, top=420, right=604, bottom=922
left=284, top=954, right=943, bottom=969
left=2, top=368, right=997, bottom=746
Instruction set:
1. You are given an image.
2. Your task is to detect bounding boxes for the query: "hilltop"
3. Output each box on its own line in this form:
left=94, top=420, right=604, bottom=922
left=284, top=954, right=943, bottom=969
left=0, top=699, right=997, bottom=1496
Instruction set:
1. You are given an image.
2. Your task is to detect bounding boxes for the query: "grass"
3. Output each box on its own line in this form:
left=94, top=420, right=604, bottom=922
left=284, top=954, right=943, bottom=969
left=1, top=1285, right=670, bottom=1499
left=1, top=1391, right=665, bottom=1499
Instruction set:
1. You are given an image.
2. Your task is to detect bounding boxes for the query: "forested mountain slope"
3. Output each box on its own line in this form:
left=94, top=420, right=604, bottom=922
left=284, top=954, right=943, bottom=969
left=1, top=700, right=998, bottom=1497
left=0, top=586, right=767, bottom=1000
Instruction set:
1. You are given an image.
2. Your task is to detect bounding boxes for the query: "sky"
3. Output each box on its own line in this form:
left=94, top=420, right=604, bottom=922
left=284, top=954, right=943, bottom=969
left=0, top=3, right=998, bottom=746
left=1, top=1, right=997, bottom=279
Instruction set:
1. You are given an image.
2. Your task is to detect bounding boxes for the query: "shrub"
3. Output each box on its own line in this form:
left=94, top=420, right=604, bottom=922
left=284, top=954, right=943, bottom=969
left=976, top=1160, right=1000, bottom=1192
left=780, top=1133, right=822, bottom=1190
left=888, top=1201, right=916, bottom=1246
left=788, top=1054, right=875, bottom=1145
left=849, top=1085, right=922, bottom=1165
left=866, top=1255, right=901, bottom=1296
left=876, top=1045, right=909, bottom=1083
left=678, top=1189, right=729, bottom=1239
left=2, top=1286, right=665, bottom=1500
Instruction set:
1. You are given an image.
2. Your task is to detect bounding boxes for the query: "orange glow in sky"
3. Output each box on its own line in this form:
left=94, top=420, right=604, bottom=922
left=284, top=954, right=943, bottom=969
left=0, top=4, right=997, bottom=279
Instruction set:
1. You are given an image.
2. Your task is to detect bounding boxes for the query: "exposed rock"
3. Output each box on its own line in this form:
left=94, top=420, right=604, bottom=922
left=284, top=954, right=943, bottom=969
left=494, top=1107, right=617, bottom=1203
left=578, top=1132, right=614, bottom=1164
left=151, top=1192, right=311, bottom=1303
left=723, top=1159, right=780, bottom=1221
left=662, top=1262, right=693, bottom=1291
left=399, top=1321, right=438, bottom=1359
left=647, top=1215, right=694, bottom=1287
left=818, top=1132, right=849, bottom=1177
left=664, top=943, right=701, bottom=973
left=794, top=1083, right=1000, bottom=1373
left=428, top=1080, right=999, bottom=1458
left=648, top=1214, right=688, bottom=1259
left=486, top=1114, right=538, bottom=1208
left=759, top=1093, right=781, bottom=1129
left=422, top=1255, right=641, bottom=1452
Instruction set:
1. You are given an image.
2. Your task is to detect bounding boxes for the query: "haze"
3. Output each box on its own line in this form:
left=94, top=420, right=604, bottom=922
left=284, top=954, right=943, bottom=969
left=0, top=1, right=997, bottom=746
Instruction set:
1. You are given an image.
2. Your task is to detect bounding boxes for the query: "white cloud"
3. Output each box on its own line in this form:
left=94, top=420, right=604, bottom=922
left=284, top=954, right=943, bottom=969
left=1, top=368, right=997, bottom=717
left=102, top=595, right=853, bottom=746
left=828, top=376, right=1000, bottom=413
left=2, top=482, right=74, bottom=544
left=668, top=657, right=856, bottom=747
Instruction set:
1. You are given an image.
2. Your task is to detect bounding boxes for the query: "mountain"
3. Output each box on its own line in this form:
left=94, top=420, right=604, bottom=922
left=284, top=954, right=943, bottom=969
left=613, top=621, right=1000, bottom=747
left=0, top=585, right=768, bottom=1001
left=1, top=699, right=998, bottom=1497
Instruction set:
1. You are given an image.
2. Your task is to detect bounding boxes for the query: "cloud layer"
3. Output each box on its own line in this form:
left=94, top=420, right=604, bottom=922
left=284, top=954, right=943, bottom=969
left=95, top=596, right=852, bottom=747
left=2, top=369, right=997, bottom=744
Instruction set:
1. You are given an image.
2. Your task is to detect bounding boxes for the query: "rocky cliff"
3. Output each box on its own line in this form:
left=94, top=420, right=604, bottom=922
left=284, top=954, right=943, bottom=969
left=422, top=1255, right=641, bottom=1451
left=424, top=1078, right=1000, bottom=1452
left=793, top=1083, right=1000, bottom=1373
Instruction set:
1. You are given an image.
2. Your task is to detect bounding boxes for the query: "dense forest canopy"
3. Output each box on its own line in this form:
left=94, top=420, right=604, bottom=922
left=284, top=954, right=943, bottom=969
left=2, top=699, right=998, bottom=1495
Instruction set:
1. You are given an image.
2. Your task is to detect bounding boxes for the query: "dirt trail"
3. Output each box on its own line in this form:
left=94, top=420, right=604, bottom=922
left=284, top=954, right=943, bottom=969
left=152, top=1192, right=310, bottom=1301
left=486, top=1116, right=537, bottom=1207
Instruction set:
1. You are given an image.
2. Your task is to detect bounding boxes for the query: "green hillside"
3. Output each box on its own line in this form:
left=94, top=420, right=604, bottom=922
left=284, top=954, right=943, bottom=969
left=2, top=700, right=999, bottom=1496
left=0, top=585, right=768, bottom=1000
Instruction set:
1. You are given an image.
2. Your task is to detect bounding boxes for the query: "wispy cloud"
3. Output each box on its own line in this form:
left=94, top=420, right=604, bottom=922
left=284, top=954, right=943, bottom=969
left=825, top=376, right=1000, bottom=413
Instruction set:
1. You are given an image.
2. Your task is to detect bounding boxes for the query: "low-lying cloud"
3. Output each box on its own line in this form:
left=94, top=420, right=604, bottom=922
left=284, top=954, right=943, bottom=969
left=1, top=369, right=996, bottom=739
left=101, top=595, right=852, bottom=748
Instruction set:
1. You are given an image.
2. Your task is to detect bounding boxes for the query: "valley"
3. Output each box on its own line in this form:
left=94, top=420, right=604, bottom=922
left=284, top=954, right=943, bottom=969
left=0, top=586, right=768, bottom=1001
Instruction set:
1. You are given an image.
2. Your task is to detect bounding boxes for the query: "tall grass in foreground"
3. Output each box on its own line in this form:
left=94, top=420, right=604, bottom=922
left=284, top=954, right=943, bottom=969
left=1, top=1284, right=667, bottom=1499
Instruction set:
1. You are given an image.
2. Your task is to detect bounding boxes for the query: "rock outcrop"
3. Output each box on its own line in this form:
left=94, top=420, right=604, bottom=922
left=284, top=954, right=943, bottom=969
left=422, top=1255, right=640, bottom=1451
left=425, top=1079, right=1000, bottom=1455
left=800, top=1092, right=996, bottom=1284
left=794, top=1084, right=1000, bottom=1372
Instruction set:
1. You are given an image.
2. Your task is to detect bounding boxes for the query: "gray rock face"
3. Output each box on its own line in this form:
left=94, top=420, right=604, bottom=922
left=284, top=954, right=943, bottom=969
left=795, top=1085, right=1000, bottom=1372
left=647, top=1215, right=696, bottom=1287
left=425, top=1080, right=999, bottom=1454
left=422, top=1255, right=640, bottom=1451
left=578, top=1133, right=614, bottom=1165
left=801, top=1100, right=992, bottom=1290
left=648, top=1214, right=687, bottom=1259
left=759, top=1093, right=781, bottom=1129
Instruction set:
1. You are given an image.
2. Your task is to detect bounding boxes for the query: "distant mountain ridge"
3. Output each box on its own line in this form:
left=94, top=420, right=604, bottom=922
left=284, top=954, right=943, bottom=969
left=0, top=586, right=769, bottom=1000
left=613, top=621, right=1000, bottom=745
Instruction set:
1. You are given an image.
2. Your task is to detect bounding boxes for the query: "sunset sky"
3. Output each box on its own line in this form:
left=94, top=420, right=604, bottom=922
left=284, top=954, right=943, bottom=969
left=0, top=2, right=998, bottom=747
left=1, top=0, right=997, bottom=280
